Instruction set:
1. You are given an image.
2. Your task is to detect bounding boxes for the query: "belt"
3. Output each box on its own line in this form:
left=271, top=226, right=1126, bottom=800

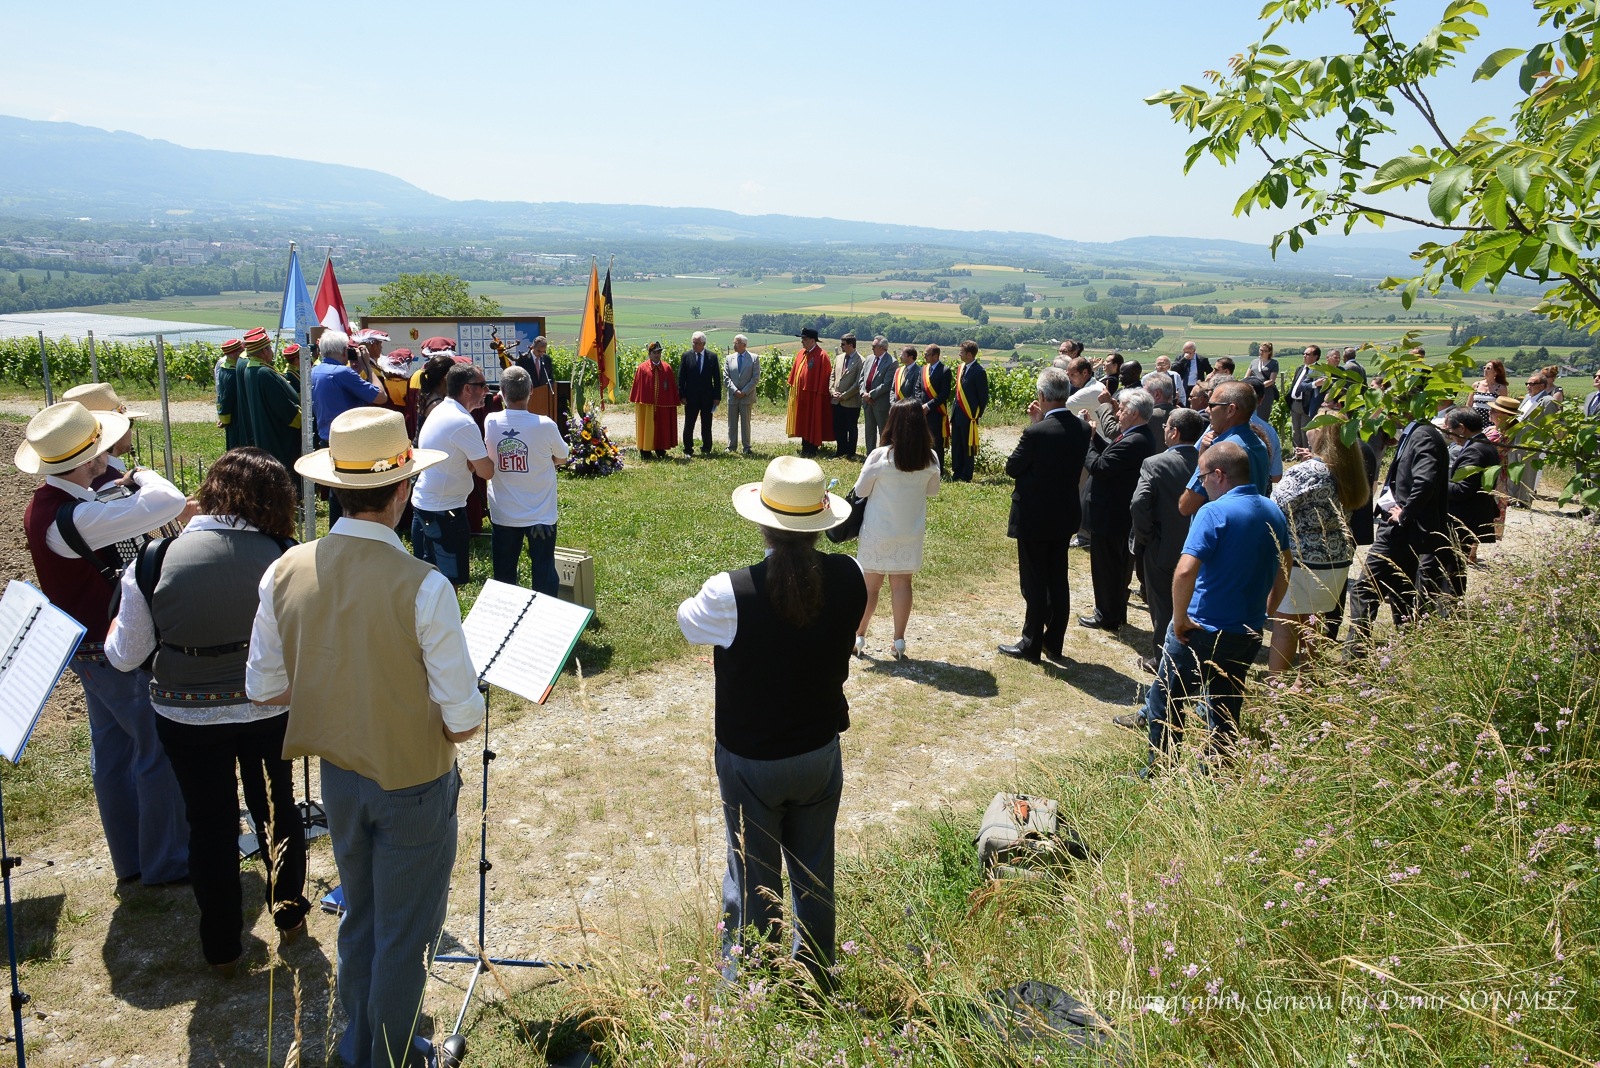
left=72, top=641, right=107, bottom=663
left=160, top=640, right=249, bottom=658
left=150, top=683, right=251, bottom=704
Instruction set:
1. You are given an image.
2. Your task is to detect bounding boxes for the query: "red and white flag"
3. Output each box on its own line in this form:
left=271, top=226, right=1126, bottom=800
left=313, top=257, right=350, bottom=334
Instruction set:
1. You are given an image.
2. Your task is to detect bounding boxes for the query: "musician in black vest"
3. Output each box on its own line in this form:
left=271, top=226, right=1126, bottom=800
left=105, top=448, right=311, bottom=978
left=677, top=456, right=865, bottom=988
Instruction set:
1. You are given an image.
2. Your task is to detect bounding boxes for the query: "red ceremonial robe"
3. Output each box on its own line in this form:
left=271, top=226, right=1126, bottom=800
left=630, top=358, right=681, bottom=451
left=790, top=344, right=833, bottom=446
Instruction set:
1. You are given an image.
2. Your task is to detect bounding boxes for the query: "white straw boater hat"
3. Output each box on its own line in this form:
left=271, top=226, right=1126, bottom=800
left=14, top=401, right=129, bottom=476
left=294, top=408, right=447, bottom=488
left=62, top=381, right=148, bottom=419
left=732, top=456, right=852, bottom=532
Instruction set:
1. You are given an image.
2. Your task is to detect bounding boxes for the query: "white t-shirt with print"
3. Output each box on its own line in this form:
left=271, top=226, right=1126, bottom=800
left=483, top=409, right=569, bottom=527
left=413, top=397, right=491, bottom=512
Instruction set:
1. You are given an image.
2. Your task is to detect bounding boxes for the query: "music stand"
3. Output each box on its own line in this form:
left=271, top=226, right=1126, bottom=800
left=0, top=786, right=29, bottom=1068
left=433, top=681, right=585, bottom=1039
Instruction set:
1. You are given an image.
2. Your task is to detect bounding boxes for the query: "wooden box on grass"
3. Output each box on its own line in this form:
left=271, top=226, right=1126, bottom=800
left=554, top=547, right=595, bottom=609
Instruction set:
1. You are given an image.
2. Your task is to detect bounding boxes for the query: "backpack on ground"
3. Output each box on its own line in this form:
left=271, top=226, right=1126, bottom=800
left=975, top=793, right=1088, bottom=880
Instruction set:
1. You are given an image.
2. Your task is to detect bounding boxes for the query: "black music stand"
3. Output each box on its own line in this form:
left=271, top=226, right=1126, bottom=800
left=0, top=786, right=29, bottom=1068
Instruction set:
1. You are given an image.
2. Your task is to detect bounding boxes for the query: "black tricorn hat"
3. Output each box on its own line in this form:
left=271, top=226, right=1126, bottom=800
left=800, top=327, right=820, bottom=340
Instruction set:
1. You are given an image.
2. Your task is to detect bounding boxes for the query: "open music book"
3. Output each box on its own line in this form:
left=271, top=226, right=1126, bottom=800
left=0, top=581, right=86, bottom=764
left=460, top=579, right=593, bottom=704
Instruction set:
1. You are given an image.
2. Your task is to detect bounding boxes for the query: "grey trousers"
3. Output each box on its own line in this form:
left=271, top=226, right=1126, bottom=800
left=1506, top=448, right=1539, bottom=505
left=862, top=400, right=890, bottom=455
left=1145, top=565, right=1175, bottom=658
left=727, top=400, right=754, bottom=452
left=325, top=760, right=460, bottom=1068
left=1290, top=401, right=1312, bottom=451
left=716, top=738, right=842, bottom=987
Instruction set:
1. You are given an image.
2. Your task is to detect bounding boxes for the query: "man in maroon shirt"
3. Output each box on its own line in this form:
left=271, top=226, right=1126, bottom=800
left=18, top=401, right=194, bottom=887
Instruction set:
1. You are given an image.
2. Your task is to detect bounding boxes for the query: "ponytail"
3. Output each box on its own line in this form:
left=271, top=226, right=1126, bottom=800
left=762, top=528, right=824, bottom=627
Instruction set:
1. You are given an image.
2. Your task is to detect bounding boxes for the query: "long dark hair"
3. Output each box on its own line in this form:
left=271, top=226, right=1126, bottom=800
left=763, top=527, right=824, bottom=626
left=419, top=354, right=455, bottom=397
left=198, top=447, right=297, bottom=538
left=881, top=399, right=932, bottom=471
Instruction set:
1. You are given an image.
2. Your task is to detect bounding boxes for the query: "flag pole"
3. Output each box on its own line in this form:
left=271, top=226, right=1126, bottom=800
left=288, top=241, right=316, bottom=544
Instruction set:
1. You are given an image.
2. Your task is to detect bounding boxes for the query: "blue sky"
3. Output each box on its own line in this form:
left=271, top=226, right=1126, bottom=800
left=3, top=1, right=1547, bottom=243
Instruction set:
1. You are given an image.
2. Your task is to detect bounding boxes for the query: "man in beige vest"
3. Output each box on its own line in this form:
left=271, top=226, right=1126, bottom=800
left=246, top=407, right=483, bottom=1068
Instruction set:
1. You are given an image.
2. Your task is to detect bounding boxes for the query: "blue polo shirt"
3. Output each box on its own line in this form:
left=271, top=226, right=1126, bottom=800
left=1251, top=413, right=1283, bottom=478
left=1182, top=485, right=1290, bottom=634
left=311, top=358, right=382, bottom=435
left=1187, top=422, right=1272, bottom=497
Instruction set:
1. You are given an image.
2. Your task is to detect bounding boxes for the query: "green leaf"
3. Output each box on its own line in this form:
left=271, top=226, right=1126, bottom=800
left=1558, top=113, right=1600, bottom=160
left=1548, top=221, right=1582, bottom=253
left=1444, top=0, right=1489, bottom=18
left=1520, top=43, right=1554, bottom=93
left=1473, top=46, right=1525, bottom=81
left=1361, top=154, right=1439, bottom=193
left=1268, top=173, right=1289, bottom=208
left=1482, top=175, right=1509, bottom=229
left=1496, top=161, right=1531, bottom=203
left=1427, top=166, right=1473, bottom=223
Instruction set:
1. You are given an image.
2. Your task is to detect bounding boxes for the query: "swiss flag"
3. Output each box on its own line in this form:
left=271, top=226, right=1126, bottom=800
left=313, top=257, right=350, bottom=335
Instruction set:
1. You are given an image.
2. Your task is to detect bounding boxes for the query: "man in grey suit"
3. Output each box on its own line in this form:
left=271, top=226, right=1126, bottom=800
left=830, top=333, right=864, bottom=459
left=724, top=334, right=759, bottom=454
left=860, top=336, right=894, bottom=452
left=1125, top=407, right=1203, bottom=691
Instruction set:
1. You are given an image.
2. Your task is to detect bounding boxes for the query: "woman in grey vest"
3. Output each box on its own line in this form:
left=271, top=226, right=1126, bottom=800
left=106, top=447, right=310, bottom=979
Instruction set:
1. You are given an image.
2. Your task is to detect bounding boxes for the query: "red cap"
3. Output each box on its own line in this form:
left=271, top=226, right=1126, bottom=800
left=242, top=327, right=271, bottom=352
left=221, top=338, right=243, bottom=355
left=451, top=355, right=474, bottom=366
left=282, top=343, right=302, bottom=362
left=421, top=336, right=456, bottom=351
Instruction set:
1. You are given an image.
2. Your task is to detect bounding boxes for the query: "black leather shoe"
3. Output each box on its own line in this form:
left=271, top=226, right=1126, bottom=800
left=1139, top=655, right=1161, bottom=675
left=998, top=643, right=1040, bottom=662
left=1112, top=711, right=1147, bottom=732
left=1078, top=614, right=1119, bottom=631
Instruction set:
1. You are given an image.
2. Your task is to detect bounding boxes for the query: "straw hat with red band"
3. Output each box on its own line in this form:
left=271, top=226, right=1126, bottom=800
left=293, top=407, right=446, bottom=489
left=14, top=401, right=129, bottom=476
left=62, top=381, right=148, bottom=420
left=731, top=455, right=852, bottom=532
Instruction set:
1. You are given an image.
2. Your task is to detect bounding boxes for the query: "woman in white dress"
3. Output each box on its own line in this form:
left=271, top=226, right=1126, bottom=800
left=852, top=400, right=941, bottom=659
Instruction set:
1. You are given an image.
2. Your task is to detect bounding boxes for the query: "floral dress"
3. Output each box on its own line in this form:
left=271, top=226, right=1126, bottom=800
left=1270, top=459, right=1354, bottom=569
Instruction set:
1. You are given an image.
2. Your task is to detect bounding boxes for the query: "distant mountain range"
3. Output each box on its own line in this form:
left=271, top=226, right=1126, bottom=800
left=0, top=114, right=1426, bottom=275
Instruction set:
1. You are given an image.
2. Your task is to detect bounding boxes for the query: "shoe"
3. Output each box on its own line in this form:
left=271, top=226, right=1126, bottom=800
left=1112, top=711, right=1147, bottom=732
left=1139, top=655, right=1161, bottom=675
left=414, top=1033, right=469, bottom=1068
left=212, top=959, right=238, bottom=981
left=278, top=919, right=307, bottom=945
left=1069, top=534, right=1090, bottom=549
left=854, top=635, right=866, bottom=657
left=892, top=639, right=907, bottom=660
left=997, top=643, right=1040, bottom=663
left=1078, top=614, right=1119, bottom=632
left=115, top=872, right=141, bottom=887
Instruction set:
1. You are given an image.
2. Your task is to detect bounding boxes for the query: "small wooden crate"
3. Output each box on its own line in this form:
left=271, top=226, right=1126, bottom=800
left=554, top=547, right=595, bottom=609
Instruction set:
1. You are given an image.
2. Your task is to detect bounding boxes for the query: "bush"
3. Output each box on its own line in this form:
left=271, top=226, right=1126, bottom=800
left=0, top=336, right=220, bottom=388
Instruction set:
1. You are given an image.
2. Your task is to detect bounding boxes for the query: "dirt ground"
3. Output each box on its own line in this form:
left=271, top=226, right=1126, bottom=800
left=0, top=416, right=1567, bottom=1067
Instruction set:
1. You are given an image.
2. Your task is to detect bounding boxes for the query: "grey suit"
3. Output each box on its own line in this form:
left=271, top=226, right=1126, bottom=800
left=724, top=349, right=760, bottom=452
left=831, top=351, right=864, bottom=458
left=860, top=351, right=895, bottom=452
left=1129, top=443, right=1199, bottom=656
left=1508, top=390, right=1559, bottom=505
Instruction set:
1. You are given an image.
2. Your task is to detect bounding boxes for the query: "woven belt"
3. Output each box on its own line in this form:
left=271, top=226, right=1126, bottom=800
left=72, top=641, right=107, bottom=663
left=150, top=683, right=250, bottom=704
left=160, top=640, right=249, bottom=658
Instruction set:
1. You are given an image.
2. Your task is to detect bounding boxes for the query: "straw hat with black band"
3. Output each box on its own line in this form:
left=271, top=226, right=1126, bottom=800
left=1490, top=394, right=1522, bottom=418
left=62, top=382, right=149, bottom=419
left=294, top=407, right=446, bottom=488
left=731, top=455, right=852, bottom=532
left=14, top=401, right=130, bottom=476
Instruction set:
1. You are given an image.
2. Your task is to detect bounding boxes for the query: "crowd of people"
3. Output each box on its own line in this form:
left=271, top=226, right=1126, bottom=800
left=12, top=319, right=1569, bottom=1060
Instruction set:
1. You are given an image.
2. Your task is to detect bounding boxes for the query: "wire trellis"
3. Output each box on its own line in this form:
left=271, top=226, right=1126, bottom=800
left=129, top=424, right=212, bottom=495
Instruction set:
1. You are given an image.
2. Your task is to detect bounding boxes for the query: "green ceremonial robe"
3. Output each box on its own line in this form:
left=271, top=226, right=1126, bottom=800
left=238, top=358, right=303, bottom=473
left=216, top=360, right=245, bottom=451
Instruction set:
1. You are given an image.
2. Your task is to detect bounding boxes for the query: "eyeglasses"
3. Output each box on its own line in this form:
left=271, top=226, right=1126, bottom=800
left=468, top=379, right=488, bottom=389
left=1206, top=401, right=1226, bottom=410
left=1202, top=468, right=1225, bottom=480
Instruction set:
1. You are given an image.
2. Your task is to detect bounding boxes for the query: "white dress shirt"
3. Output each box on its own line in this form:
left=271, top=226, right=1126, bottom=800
left=43, top=469, right=187, bottom=558
left=106, top=514, right=286, bottom=725
left=678, top=552, right=863, bottom=648
left=245, top=518, right=486, bottom=731
left=1063, top=382, right=1105, bottom=413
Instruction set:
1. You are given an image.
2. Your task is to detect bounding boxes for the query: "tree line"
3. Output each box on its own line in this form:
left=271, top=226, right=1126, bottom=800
left=738, top=310, right=1164, bottom=351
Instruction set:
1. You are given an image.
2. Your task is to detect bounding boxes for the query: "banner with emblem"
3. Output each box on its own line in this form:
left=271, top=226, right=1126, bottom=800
left=279, top=249, right=318, bottom=348
left=577, top=259, right=618, bottom=404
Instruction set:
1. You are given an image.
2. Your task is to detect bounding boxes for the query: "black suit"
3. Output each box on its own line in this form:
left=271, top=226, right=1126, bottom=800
left=950, top=360, right=989, bottom=482
left=1083, top=422, right=1159, bottom=626
left=1348, top=419, right=1450, bottom=644
left=1441, top=434, right=1501, bottom=595
left=922, top=361, right=954, bottom=471
left=1130, top=443, right=1198, bottom=654
left=513, top=351, right=557, bottom=390
left=1005, top=410, right=1092, bottom=657
left=677, top=348, right=722, bottom=454
left=1173, top=355, right=1213, bottom=397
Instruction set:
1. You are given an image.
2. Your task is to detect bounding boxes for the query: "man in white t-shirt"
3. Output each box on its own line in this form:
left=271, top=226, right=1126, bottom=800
left=484, top=366, right=570, bottom=594
left=411, top=363, right=492, bottom=587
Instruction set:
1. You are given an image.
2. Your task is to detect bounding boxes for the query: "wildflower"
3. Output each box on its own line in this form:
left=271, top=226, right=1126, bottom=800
left=1162, top=940, right=1177, bottom=958
left=1182, top=963, right=1200, bottom=978
left=841, top=940, right=859, bottom=956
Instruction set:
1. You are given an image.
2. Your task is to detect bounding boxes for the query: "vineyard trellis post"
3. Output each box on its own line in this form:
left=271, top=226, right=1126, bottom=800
left=154, top=335, right=174, bottom=482
left=37, top=331, right=52, bottom=407
left=87, top=331, right=98, bottom=384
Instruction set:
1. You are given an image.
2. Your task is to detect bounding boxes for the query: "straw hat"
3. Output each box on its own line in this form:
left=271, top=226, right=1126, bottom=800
left=293, top=408, right=447, bottom=488
left=14, top=401, right=129, bottom=476
left=1489, top=395, right=1521, bottom=417
left=62, top=381, right=148, bottom=419
left=731, top=456, right=852, bottom=532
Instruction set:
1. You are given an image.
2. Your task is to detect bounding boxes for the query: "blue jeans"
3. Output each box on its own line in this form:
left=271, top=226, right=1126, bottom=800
left=490, top=522, right=558, bottom=596
left=411, top=506, right=471, bottom=585
left=715, top=738, right=842, bottom=987
left=323, top=760, right=460, bottom=1068
left=1141, top=624, right=1262, bottom=768
left=72, top=661, right=190, bottom=884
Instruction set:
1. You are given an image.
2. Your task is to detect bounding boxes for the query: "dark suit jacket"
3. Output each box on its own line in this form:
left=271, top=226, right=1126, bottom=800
left=1084, top=422, right=1159, bottom=537
left=676, top=348, right=722, bottom=408
left=1382, top=419, right=1450, bottom=547
left=1130, top=444, right=1199, bottom=576
left=1006, top=410, right=1092, bottom=541
left=923, top=360, right=953, bottom=411
left=1173, top=355, right=1213, bottom=394
left=1348, top=437, right=1379, bottom=546
left=514, top=351, right=557, bottom=389
left=1287, top=362, right=1323, bottom=414
left=1448, top=434, right=1501, bottom=538
left=952, top=361, right=989, bottom=422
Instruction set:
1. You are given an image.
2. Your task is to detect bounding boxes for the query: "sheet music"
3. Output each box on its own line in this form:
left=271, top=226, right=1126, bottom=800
left=460, top=579, right=592, bottom=704
left=0, top=581, right=86, bottom=763
left=0, top=580, right=45, bottom=666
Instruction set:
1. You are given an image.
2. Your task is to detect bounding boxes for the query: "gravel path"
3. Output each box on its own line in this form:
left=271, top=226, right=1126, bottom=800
left=0, top=399, right=218, bottom=423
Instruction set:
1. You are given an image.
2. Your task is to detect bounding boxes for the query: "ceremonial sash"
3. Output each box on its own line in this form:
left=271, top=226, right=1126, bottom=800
left=894, top=365, right=914, bottom=401
left=785, top=351, right=804, bottom=437
left=954, top=362, right=980, bottom=449
left=922, top=364, right=950, bottom=439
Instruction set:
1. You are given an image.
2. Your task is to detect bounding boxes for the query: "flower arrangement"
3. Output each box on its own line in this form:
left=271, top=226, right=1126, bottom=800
left=566, top=403, right=624, bottom=477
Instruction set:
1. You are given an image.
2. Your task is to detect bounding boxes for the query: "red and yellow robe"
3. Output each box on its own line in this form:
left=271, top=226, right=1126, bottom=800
left=630, top=358, right=681, bottom=451
left=785, top=344, right=833, bottom=445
